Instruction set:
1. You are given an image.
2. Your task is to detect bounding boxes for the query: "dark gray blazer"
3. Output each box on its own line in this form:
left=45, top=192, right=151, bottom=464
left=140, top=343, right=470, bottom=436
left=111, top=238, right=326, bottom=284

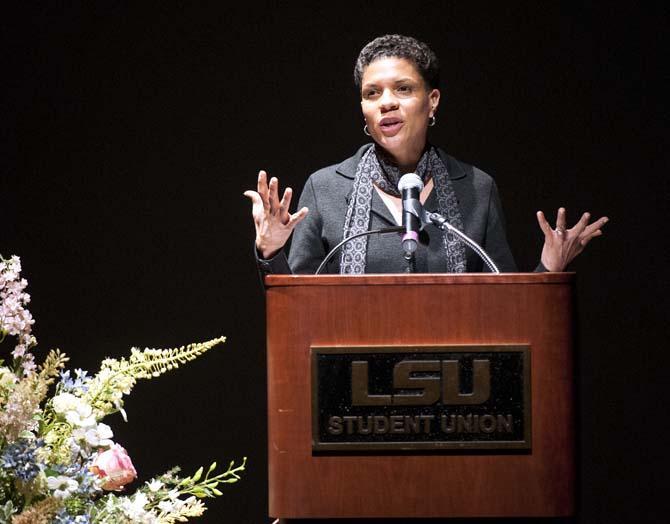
left=257, top=144, right=520, bottom=276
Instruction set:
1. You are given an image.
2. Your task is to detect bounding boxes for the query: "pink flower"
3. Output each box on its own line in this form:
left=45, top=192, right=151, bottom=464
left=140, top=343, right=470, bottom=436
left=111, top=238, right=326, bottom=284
left=90, top=444, right=137, bottom=491
left=1, top=256, right=36, bottom=357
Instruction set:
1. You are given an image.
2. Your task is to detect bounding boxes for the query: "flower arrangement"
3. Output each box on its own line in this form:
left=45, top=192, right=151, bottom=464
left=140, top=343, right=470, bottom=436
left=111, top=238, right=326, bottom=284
left=0, top=255, right=245, bottom=523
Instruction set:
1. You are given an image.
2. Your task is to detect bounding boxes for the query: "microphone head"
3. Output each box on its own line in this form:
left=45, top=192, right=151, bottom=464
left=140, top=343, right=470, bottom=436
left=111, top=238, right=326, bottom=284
left=398, top=173, right=424, bottom=192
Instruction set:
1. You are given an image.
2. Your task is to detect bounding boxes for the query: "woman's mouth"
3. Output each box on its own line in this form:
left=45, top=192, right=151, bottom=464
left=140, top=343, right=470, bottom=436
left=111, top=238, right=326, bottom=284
left=379, top=118, right=403, bottom=136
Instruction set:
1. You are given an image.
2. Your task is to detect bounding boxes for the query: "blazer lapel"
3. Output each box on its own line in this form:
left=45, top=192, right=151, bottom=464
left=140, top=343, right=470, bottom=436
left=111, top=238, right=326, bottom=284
left=370, top=189, right=398, bottom=225
left=343, top=185, right=399, bottom=226
left=423, top=184, right=438, bottom=213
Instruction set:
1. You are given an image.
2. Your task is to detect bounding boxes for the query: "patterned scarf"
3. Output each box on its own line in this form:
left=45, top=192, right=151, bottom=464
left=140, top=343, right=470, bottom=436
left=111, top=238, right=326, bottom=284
left=340, top=144, right=467, bottom=274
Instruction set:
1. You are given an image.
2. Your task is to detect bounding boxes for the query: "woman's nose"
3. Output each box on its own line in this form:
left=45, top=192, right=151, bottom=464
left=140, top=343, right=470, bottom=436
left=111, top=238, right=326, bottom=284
left=379, top=88, right=399, bottom=111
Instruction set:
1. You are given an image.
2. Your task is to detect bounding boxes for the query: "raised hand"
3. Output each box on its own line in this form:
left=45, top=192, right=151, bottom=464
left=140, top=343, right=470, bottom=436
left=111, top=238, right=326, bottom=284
left=244, top=170, right=309, bottom=259
left=536, top=208, right=609, bottom=272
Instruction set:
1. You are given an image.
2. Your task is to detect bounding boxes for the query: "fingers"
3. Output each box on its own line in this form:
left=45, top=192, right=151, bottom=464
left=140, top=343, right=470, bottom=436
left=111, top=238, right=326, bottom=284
left=243, top=190, right=262, bottom=207
left=248, top=170, right=305, bottom=228
left=536, top=211, right=554, bottom=237
left=579, top=216, right=608, bottom=245
left=555, top=207, right=567, bottom=235
left=580, top=229, right=603, bottom=247
left=582, top=216, right=609, bottom=236
left=278, top=186, right=294, bottom=223
left=286, top=207, right=309, bottom=227
left=256, top=170, right=270, bottom=206
left=253, top=170, right=285, bottom=215
left=570, top=212, right=591, bottom=236
left=267, top=176, right=281, bottom=213
left=540, top=208, right=607, bottom=239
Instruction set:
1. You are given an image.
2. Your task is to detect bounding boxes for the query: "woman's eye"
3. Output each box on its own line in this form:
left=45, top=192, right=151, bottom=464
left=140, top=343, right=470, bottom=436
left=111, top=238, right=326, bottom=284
left=397, top=85, right=412, bottom=94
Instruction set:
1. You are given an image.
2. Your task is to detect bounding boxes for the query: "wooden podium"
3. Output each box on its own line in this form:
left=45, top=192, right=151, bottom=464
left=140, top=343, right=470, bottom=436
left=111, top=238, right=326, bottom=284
left=266, top=273, right=575, bottom=519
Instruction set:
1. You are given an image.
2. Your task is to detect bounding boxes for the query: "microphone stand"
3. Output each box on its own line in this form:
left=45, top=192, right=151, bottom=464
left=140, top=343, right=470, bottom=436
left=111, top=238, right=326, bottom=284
left=404, top=251, right=416, bottom=273
left=423, top=210, right=501, bottom=274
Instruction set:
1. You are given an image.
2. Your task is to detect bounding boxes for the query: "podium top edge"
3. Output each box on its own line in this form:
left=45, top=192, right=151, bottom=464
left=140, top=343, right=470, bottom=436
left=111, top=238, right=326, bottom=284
left=264, top=272, right=575, bottom=287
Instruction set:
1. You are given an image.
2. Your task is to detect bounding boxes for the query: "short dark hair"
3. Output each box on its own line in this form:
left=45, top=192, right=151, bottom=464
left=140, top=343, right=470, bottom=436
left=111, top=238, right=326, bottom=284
left=354, top=34, right=440, bottom=91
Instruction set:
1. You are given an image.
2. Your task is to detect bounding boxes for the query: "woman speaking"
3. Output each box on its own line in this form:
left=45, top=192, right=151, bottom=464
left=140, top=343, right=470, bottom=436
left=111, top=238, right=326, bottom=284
left=245, top=35, right=608, bottom=274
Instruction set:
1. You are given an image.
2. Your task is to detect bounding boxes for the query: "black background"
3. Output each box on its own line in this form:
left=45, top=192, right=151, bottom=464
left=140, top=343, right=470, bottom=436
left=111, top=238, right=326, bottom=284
left=2, top=3, right=667, bottom=523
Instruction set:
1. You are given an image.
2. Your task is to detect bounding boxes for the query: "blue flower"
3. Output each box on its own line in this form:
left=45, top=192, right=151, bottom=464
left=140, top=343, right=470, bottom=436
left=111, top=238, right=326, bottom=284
left=59, top=369, right=90, bottom=393
left=50, top=462, right=100, bottom=498
left=53, top=509, right=91, bottom=523
left=0, top=440, right=43, bottom=482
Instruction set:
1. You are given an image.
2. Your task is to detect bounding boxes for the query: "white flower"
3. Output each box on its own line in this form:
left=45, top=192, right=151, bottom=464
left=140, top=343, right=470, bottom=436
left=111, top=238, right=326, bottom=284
left=47, top=475, right=79, bottom=499
left=71, top=423, right=114, bottom=457
left=53, top=393, right=96, bottom=427
left=157, top=499, right=175, bottom=513
left=83, top=423, right=114, bottom=448
left=156, top=490, right=186, bottom=515
left=135, top=492, right=149, bottom=507
left=121, top=492, right=156, bottom=523
left=116, top=403, right=128, bottom=422
left=66, top=409, right=96, bottom=427
left=52, top=393, right=80, bottom=414
left=146, top=479, right=163, bottom=492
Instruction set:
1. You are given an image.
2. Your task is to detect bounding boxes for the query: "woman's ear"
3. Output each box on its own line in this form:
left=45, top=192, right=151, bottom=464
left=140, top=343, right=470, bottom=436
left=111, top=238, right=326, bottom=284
left=429, top=89, right=441, bottom=116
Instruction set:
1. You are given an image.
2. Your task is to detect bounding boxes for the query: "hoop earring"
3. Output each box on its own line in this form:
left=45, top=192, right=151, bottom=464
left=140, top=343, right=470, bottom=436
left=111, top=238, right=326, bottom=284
left=363, top=124, right=371, bottom=136
left=428, top=115, right=436, bottom=127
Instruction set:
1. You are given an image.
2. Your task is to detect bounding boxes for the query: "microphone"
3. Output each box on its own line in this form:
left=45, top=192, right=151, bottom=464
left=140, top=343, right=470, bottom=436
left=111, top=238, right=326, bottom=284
left=398, top=173, right=424, bottom=256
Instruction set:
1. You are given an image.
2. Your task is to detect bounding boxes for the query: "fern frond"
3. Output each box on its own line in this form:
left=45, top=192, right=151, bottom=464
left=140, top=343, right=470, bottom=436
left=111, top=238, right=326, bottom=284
left=84, top=337, right=226, bottom=419
left=127, top=337, right=226, bottom=379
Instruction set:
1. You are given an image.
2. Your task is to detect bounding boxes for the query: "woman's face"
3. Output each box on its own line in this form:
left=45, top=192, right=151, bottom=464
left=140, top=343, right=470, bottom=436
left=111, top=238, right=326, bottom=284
left=360, top=57, right=440, bottom=168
